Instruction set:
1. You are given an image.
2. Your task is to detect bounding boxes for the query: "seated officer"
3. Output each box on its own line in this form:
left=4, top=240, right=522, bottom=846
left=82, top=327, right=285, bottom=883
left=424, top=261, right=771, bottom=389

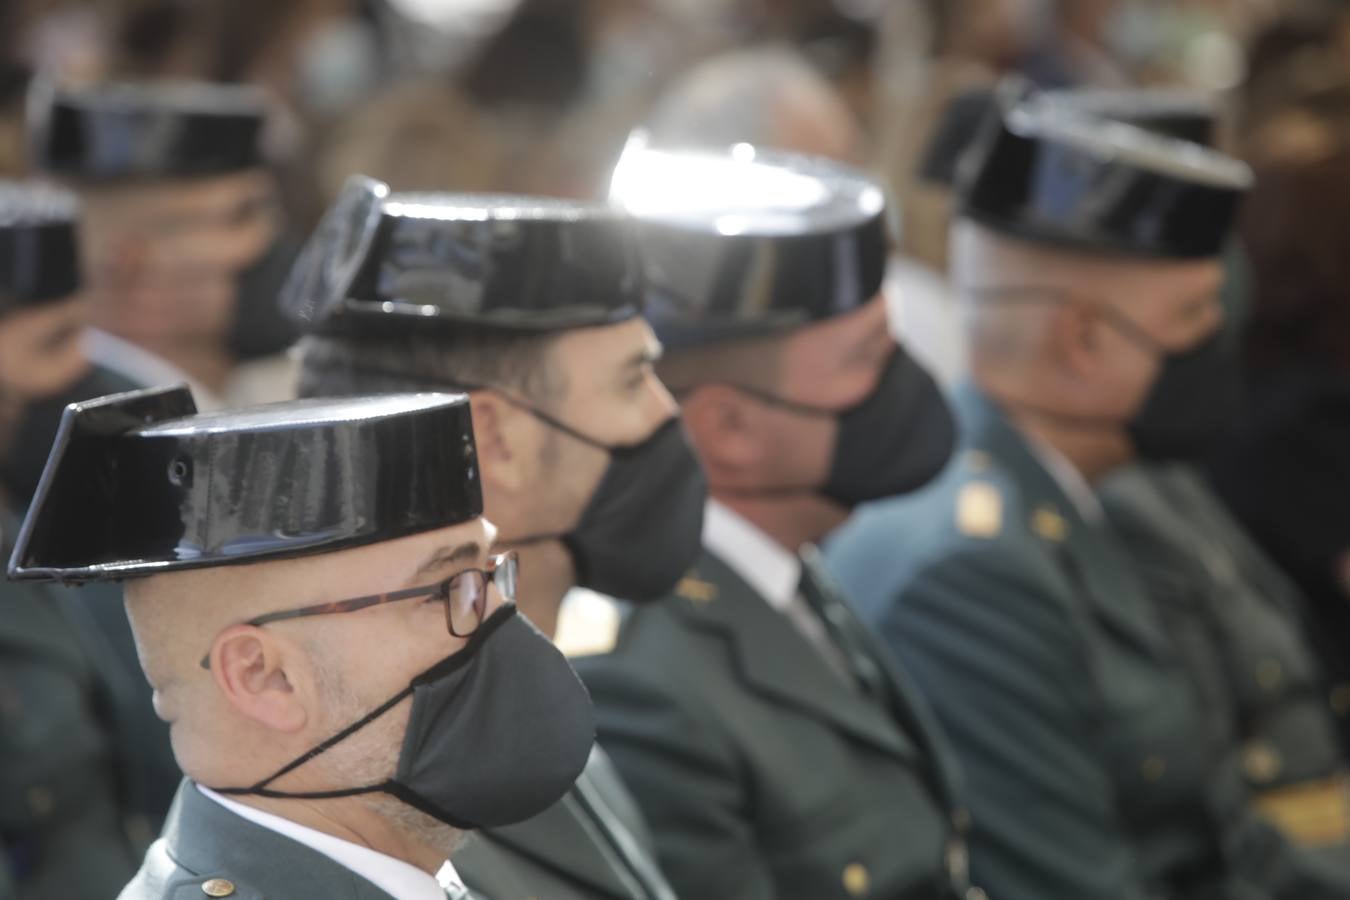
left=0, top=182, right=141, bottom=899
left=289, top=179, right=693, bottom=900
left=573, top=143, right=980, bottom=900
left=27, top=79, right=287, bottom=408
left=1049, top=88, right=1350, bottom=850
left=826, top=86, right=1350, bottom=898
left=930, top=83, right=1350, bottom=843
left=8, top=386, right=595, bottom=900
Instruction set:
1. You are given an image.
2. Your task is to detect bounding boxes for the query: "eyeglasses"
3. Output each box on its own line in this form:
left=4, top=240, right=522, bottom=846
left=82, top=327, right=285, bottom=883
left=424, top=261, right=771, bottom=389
left=199, top=552, right=519, bottom=669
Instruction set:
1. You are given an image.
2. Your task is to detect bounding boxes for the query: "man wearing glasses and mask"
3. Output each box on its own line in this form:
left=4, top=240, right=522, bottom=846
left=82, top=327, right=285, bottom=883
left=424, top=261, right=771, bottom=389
left=289, top=179, right=698, bottom=900
left=571, top=143, right=977, bottom=900
left=826, top=85, right=1350, bottom=898
left=8, top=386, right=595, bottom=900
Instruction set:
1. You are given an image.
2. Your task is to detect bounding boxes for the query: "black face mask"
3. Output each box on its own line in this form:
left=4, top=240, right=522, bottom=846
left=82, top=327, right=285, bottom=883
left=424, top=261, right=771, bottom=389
left=1122, top=324, right=1244, bottom=461
left=513, top=412, right=707, bottom=601
left=727, top=347, right=957, bottom=507
left=969, top=286, right=1244, bottom=462
left=212, top=605, right=595, bottom=830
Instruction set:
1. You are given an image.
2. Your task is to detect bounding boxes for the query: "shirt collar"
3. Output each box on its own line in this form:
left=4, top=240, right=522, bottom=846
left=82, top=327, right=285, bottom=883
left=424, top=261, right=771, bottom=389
left=702, top=499, right=801, bottom=610
left=197, top=784, right=462, bottom=900
left=1023, top=432, right=1105, bottom=523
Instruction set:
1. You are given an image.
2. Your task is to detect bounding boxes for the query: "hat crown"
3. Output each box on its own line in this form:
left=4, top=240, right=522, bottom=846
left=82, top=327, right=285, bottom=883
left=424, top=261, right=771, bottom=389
left=610, top=142, right=892, bottom=349
left=9, top=387, right=483, bottom=582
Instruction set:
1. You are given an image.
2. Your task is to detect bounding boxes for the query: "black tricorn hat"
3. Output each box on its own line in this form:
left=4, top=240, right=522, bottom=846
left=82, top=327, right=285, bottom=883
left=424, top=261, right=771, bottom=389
left=0, top=180, right=80, bottom=304
left=610, top=141, right=892, bottom=349
left=8, top=385, right=482, bottom=583
left=281, top=175, right=644, bottom=336
left=1041, top=87, right=1220, bottom=148
left=29, top=79, right=267, bottom=181
left=957, top=81, right=1252, bottom=260
left=919, top=86, right=1220, bottom=188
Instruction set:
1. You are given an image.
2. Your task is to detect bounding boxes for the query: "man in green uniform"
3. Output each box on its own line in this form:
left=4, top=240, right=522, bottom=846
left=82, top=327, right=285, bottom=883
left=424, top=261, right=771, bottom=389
left=826, top=85, right=1350, bottom=898
left=0, top=182, right=141, bottom=899
left=923, top=83, right=1350, bottom=846
left=290, top=178, right=695, bottom=900
left=9, top=385, right=596, bottom=900
left=572, top=143, right=978, bottom=900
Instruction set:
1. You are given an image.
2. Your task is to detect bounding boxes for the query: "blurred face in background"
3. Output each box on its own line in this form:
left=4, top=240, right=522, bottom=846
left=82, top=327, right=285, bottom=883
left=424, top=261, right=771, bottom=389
left=80, top=169, right=279, bottom=386
left=0, top=292, right=89, bottom=455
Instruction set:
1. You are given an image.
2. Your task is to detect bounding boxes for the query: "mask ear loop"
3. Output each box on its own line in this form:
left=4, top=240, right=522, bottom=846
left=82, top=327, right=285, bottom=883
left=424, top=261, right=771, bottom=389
left=212, top=607, right=518, bottom=799
left=213, top=684, right=415, bottom=797
left=960, top=284, right=1168, bottom=432
left=675, top=355, right=902, bottom=500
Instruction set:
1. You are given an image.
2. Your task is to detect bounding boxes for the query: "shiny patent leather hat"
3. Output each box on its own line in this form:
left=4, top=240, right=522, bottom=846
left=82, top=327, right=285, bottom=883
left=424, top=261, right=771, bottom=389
left=1041, top=87, right=1219, bottom=147
left=0, top=181, right=80, bottom=304
left=957, top=80, right=1252, bottom=259
left=8, top=385, right=482, bottom=583
left=282, top=175, right=644, bottom=336
left=29, top=79, right=267, bottom=181
left=610, top=140, right=892, bottom=349
left=919, top=86, right=1219, bottom=188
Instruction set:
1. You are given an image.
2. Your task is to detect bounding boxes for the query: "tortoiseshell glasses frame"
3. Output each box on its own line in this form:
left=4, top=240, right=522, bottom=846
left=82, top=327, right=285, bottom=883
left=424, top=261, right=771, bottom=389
left=199, top=551, right=519, bottom=669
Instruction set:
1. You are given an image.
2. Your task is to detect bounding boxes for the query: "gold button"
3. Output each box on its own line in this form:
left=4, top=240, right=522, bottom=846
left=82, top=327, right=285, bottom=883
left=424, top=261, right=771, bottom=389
left=26, top=785, right=54, bottom=819
left=1031, top=506, right=1068, bottom=542
left=1256, top=659, right=1283, bottom=692
left=1141, top=755, right=1167, bottom=782
left=201, top=879, right=235, bottom=898
left=1331, top=684, right=1350, bottom=716
left=1242, top=741, right=1283, bottom=784
left=842, top=862, right=871, bottom=897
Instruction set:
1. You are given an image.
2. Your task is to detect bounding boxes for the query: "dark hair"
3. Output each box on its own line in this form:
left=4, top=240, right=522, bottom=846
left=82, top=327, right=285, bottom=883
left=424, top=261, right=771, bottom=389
left=1241, top=149, right=1350, bottom=374
left=297, top=325, right=566, bottom=405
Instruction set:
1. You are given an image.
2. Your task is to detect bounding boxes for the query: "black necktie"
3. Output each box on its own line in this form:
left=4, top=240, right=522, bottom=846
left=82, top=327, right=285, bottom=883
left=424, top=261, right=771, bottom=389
left=797, top=554, right=891, bottom=702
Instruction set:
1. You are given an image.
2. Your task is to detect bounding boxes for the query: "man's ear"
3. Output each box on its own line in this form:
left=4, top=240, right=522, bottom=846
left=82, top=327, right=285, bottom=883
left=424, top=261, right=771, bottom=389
left=208, top=625, right=308, bottom=734
left=681, top=385, right=766, bottom=478
left=1052, top=300, right=1103, bottom=380
left=468, top=391, right=532, bottom=495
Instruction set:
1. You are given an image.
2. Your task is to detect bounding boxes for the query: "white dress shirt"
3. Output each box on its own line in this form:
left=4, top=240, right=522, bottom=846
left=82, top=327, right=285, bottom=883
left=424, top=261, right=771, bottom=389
left=703, top=499, right=854, bottom=683
left=197, top=784, right=464, bottom=900
left=1024, top=432, right=1105, bottom=523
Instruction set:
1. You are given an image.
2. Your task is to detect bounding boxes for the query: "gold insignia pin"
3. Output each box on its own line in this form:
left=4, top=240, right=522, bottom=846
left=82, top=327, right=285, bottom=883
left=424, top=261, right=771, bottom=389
left=201, top=879, right=236, bottom=898
left=1031, top=505, right=1068, bottom=543
left=553, top=589, right=622, bottom=658
left=1243, top=741, right=1284, bottom=784
left=675, top=575, right=718, bottom=604
left=956, top=482, right=1002, bottom=538
left=965, top=450, right=993, bottom=473
left=842, top=862, right=871, bottom=897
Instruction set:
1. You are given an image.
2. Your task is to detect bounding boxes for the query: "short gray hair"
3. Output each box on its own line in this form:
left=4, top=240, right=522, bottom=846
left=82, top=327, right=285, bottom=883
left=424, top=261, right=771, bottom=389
left=645, top=45, right=843, bottom=150
left=296, top=327, right=565, bottom=404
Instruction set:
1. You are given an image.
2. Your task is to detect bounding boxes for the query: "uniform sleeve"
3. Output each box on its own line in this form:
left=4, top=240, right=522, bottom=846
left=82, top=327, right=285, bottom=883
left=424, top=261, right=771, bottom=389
left=883, top=550, right=1163, bottom=900
left=579, top=658, right=777, bottom=900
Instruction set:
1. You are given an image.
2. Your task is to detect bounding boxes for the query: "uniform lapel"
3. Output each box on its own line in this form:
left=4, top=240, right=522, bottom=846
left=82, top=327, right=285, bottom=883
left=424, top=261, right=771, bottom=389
left=800, top=546, right=965, bottom=812
left=956, top=385, right=1170, bottom=660
left=672, top=549, right=919, bottom=763
left=164, top=780, right=395, bottom=899
left=482, top=755, right=657, bottom=900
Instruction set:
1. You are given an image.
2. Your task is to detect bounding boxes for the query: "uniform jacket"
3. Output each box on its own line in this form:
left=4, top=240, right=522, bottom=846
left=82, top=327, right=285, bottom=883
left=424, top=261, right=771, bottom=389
left=0, top=515, right=139, bottom=900
left=454, top=747, right=677, bottom=900
left=824, top=384, right=1350, bottom=900
left=1100, top=463, right=1350, bottom=818
left=572, top=546, right=975, bottom=900
left=119, top=781, right=482, bottom=900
